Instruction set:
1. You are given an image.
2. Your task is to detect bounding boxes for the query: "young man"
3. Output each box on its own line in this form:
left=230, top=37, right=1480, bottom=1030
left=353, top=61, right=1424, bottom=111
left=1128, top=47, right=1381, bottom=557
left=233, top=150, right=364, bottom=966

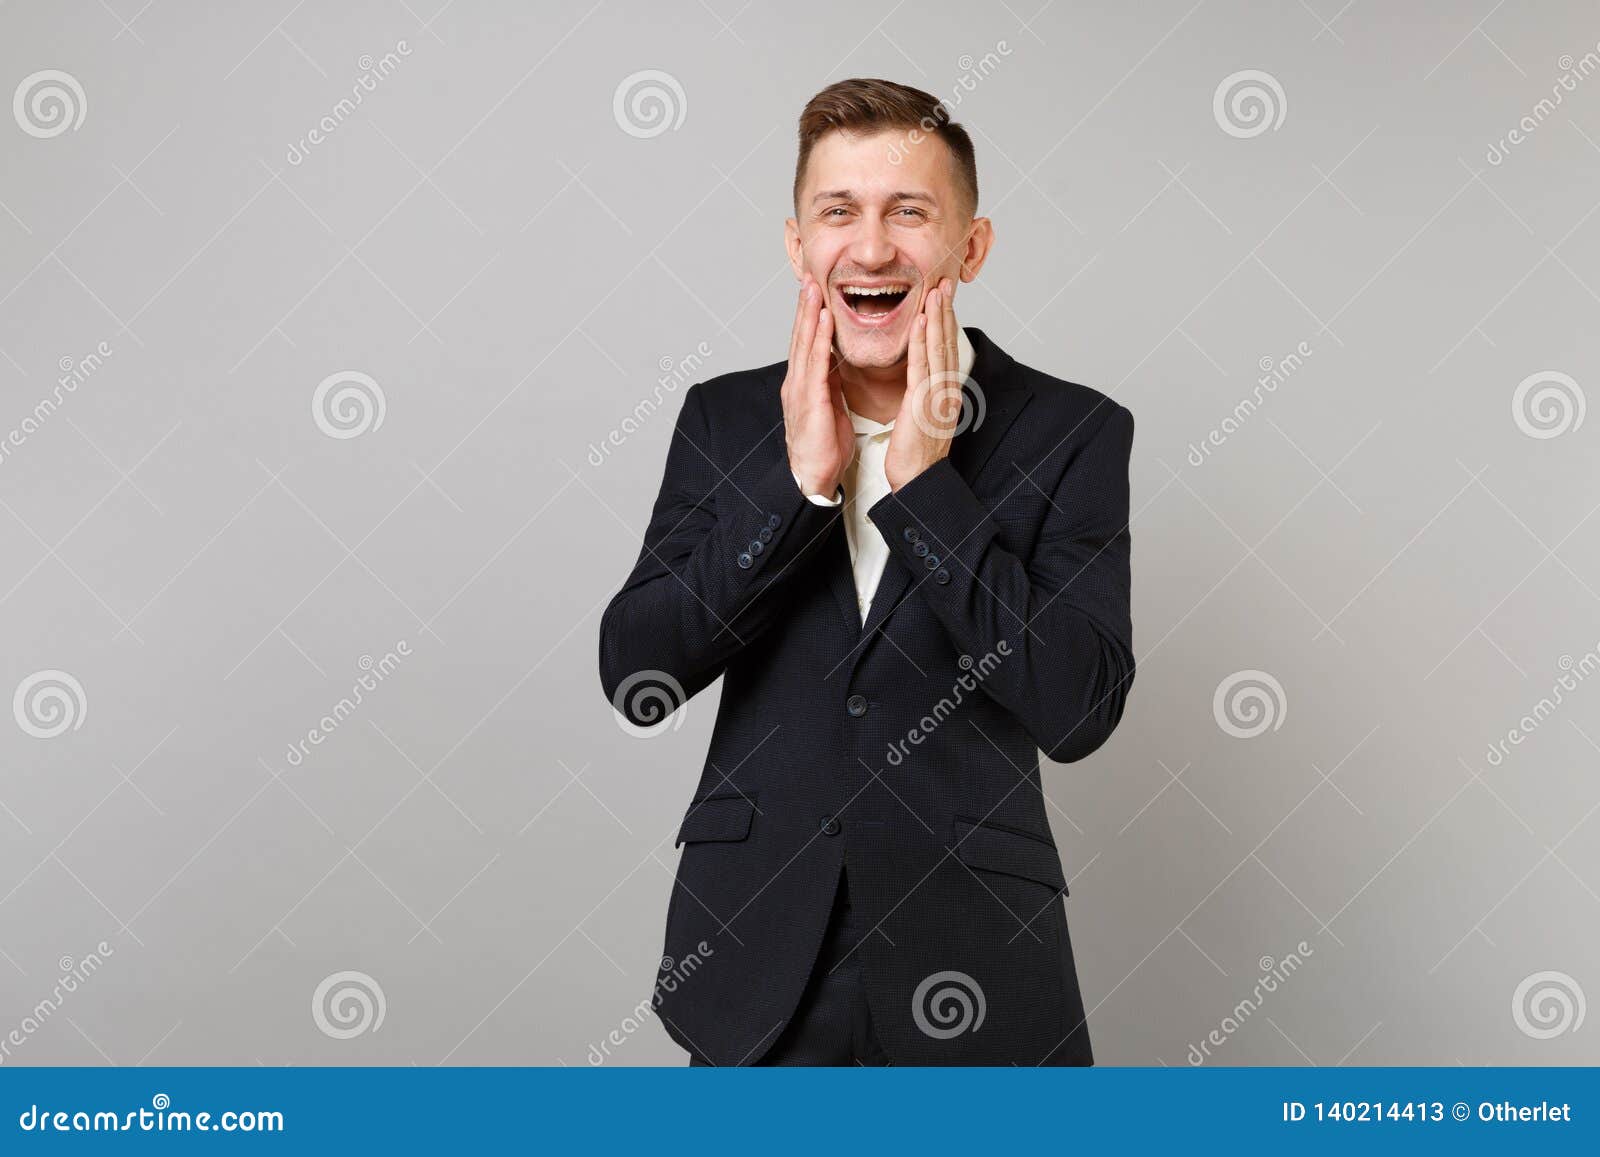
left=599, top=78, right=1135, bottom=1066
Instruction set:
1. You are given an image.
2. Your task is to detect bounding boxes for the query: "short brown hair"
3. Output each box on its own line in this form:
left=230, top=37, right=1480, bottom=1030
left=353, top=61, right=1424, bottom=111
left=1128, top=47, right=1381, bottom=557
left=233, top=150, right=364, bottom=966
left=793, top=78, right=978, bottom=219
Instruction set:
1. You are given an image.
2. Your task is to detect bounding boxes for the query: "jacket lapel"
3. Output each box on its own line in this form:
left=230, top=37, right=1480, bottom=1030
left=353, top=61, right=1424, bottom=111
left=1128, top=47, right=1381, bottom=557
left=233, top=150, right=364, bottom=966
left=823, top=520, right=861, bottom=643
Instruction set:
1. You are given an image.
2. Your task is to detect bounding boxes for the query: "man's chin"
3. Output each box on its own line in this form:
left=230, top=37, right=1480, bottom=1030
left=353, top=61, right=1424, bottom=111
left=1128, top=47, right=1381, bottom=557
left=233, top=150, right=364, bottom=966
left=834, top=333, right=909, bottom=370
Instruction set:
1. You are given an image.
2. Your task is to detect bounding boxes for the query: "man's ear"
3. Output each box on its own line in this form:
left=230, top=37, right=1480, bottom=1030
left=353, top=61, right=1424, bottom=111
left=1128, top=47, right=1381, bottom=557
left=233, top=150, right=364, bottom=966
left=784, top=218, right=804, bottom=280
left=959, top=217, right=995, bottom=283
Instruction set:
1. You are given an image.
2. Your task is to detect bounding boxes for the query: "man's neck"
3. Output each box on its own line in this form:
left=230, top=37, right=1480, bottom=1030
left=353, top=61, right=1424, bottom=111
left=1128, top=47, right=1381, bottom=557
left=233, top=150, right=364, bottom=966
left=836, top=359, right=905, bottom=425
left=833, top=326, right=975, bottom=425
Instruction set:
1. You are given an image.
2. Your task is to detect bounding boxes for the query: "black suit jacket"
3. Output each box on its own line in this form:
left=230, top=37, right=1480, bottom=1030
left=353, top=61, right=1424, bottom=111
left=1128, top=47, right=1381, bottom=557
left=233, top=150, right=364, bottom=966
left=598, top=327, right=1135, bottom=1065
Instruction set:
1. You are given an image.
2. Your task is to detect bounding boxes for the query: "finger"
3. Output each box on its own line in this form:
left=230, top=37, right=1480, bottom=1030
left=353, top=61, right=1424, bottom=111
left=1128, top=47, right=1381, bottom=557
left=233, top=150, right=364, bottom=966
left=924, top=285, right=944, bottom=378
left=826, top=332, right=844, bottom=392
left=904, top=312, right=933, bottom=437
left=942, top=277, right=958, bottom=368
left=827, top=340, right=849, bottom=420
left=792, top=277, right=820, bottom=385
left=786, top=276, right=813, bottom=385
left=805, top=306, right=835, bottom=415
left=907, top=310, right=929, bottom=393
left=810, top=304, right=834, bottom=392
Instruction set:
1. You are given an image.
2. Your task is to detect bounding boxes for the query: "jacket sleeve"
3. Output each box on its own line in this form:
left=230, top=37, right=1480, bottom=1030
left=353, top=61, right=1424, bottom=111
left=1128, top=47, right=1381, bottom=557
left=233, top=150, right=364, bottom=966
left=866, top=402, right=1135, bottom=763
left=598, top=382, right=844, bottom=726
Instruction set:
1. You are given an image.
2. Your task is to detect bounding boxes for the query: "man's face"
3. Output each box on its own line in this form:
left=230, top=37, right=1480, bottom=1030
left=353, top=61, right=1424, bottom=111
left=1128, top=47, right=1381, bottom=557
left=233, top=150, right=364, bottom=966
left=787, top=128, right=990, bottom=370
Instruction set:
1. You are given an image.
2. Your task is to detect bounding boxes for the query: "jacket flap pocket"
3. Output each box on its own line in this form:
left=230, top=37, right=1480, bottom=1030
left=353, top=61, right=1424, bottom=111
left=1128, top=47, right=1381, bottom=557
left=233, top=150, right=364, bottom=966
left=954, top=817, right=1067, bottom=893
left=675, top=793, right=757, bottom=846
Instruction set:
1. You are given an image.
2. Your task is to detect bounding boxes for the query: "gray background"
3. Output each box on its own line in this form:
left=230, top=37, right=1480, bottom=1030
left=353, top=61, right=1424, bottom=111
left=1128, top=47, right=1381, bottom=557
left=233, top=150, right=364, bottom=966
left=1, top=0, right=1597, bottom=1067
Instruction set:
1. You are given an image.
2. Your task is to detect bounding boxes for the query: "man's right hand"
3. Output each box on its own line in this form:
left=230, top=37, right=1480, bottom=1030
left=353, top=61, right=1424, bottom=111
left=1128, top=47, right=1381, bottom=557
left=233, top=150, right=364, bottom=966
left=783, top=272, right=853, bottom=499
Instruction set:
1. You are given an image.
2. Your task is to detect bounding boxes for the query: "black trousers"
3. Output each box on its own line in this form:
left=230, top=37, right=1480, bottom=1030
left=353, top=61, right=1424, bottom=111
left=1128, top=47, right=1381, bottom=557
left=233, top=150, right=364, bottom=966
left=688, top=865, right=890, bottom=1066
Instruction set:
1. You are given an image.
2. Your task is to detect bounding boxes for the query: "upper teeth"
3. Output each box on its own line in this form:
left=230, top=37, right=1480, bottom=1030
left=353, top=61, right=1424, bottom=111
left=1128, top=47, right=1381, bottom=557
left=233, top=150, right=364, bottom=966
left=841, top=286, right=906, bottom=296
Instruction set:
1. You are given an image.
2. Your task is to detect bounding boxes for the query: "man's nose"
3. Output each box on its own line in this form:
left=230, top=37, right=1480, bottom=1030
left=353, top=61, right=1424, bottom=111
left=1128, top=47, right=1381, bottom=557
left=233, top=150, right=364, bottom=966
left=846, top=217, right=896, bottom=268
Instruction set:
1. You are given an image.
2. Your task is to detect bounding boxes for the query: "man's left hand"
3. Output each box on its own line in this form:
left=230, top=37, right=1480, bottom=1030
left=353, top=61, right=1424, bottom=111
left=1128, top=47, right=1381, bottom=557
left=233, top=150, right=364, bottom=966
left=885, top=276, right=964, bottom=492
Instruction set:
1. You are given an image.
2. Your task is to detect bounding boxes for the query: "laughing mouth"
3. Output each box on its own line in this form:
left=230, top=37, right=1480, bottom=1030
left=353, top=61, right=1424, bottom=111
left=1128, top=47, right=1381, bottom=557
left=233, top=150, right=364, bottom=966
left=837, top=281, right=912, bottom=322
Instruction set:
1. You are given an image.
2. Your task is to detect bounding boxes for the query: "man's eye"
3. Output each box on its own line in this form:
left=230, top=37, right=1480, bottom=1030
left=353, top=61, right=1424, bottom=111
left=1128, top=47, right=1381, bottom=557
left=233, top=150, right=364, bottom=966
left=895, top=207, right=925, bottom=219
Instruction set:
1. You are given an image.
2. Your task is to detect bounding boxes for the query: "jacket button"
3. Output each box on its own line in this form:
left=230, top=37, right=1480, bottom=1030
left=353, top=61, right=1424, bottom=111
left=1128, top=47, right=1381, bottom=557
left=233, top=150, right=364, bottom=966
left=749, top=539, right=764, bottom=556
left=924, top=554, right=940, bottom=570
left=737, top=552, right=753, bottom=569
left=935, top=568, right=950, bottom=584
left=902, top=527, right=919, bottom=543
left=845, top=694, right=868, bottom=717
left=768, top=513, right=781, bottom=529
left=913, top=541, right=930, bottom=557
left=820, top=816, right=841, bottom=836
left=758, top=527, right=773, bottom=543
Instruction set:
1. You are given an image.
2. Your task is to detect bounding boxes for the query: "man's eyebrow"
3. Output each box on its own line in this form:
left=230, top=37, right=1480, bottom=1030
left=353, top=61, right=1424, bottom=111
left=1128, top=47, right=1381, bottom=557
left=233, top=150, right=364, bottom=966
left=810, top=189, right=939, bottom=206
